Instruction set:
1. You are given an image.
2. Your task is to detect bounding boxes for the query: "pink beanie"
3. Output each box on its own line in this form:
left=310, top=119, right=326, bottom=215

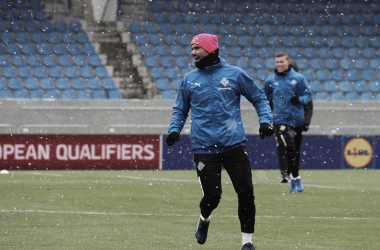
left=190, top=33, right=218, bottom=53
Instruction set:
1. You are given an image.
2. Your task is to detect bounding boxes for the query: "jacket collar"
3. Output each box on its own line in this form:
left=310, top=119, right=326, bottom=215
left=197, top=57, right=225, bottom=71
left=274, top=66, right=295, bottom=76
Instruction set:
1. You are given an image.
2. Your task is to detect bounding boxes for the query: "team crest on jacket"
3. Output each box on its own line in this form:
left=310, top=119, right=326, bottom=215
left=197, top=161, right=205, bottom=171
left=220, top=77, right=229, bottom=86
left=291, top=79, right=297, bottom=85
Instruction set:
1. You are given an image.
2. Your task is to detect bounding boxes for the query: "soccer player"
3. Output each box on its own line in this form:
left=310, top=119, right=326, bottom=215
left=262, top=52, right=312, bottom=193
left=166, top=33, right=274, bottom=250
left=268, top=61, right=314, bottom=183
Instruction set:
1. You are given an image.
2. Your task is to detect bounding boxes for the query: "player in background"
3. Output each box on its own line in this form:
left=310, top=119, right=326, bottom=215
left=262, top=52, right=312, bottom=193
left=268, top=60, right=314, bottom=183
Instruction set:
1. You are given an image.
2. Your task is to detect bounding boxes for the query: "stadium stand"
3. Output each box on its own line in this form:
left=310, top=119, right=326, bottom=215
left=0, top=1, right=121, bottom=100
left=125, top=1, right=380, bottom=101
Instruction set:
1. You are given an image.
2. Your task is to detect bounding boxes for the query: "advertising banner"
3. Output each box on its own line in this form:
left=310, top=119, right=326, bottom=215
left=163, top=135, right=379, bottom=170
left=342, top=136, right=377, bottom=169
left=0, top=135, right=161, bottom=170
left=0, top=135, right=378, bottom=170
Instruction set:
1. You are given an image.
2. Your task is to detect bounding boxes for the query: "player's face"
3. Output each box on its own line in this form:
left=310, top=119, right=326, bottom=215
left=191, top=44, right=209, bottom=63
left=275, top=56, right=290, bottom=73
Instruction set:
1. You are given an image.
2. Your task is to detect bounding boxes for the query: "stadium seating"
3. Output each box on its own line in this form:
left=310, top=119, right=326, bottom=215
left=29, top=89, right=44, bottom=99
left=62, top=89, right=76, bottom=99
left=93, top=89, right=107, bottom=99
left=40, top=78, right=54, bottom=90
left=315, top=92, right=329, bottom=100
left=14, top=89, right=28, bottom=99
left=125, top=1, right=380, bottom=100
left=87, top=78, right=101, bottom=91
left=0, top=1, right=119, bottom=100
left=8, top=78, right=22, bottom=90
left=108, top=89, right=122, bottom=99
left=339, top=81, right=353, bottom=93
left=330, top=92, right=344, bottom=100
left=345, top=92, right=359, bottom=101
left=361, top=92, right=374, bottom=101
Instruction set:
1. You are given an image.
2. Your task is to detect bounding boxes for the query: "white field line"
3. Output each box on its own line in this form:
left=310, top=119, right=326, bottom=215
left=15, top=173, right=368, bottom=190
left=0, top=209, right=377, bottom=221
left=17, top=172, right=64, bottom=177
left=303, top=184, right=365, bottom=190
left=119, top=176, right=365, bottom=190
left=118, top=175, right=199, bottom=183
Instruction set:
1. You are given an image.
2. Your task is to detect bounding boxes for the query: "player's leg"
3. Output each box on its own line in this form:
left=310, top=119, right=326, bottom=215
left=223, top=146, right=255, bottom=247
left=276, top=125, right=297, bottom=176
left=275, top=125, right=300, bottom=192
left=194, top=153, right=222, bottom=244
left=293, top=126, right=304, bottom=176
left=293, top=126, right=304, bottom=192
left=274, top=125, right=289, bottom=183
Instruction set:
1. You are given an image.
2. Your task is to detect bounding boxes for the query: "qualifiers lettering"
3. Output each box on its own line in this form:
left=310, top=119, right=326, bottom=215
left=56, top=144, right=155, bottom=161
left=0, top=144, right=50, bottom=160
left=0, top=143, right=156, bottom=161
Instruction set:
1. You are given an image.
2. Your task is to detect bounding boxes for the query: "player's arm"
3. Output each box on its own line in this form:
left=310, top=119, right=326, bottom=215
left=167, top=79, right=190, bottom=146
left=297, top=77, right=312, bottom=105
left=239, top=71, right=272, bottom=126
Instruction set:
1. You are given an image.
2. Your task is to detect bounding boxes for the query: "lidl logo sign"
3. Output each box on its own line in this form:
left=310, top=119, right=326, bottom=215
left=343, top=137, right=373, bottom=169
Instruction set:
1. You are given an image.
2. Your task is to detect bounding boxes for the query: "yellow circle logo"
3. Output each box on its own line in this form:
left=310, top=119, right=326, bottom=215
left=344, top=138, right=373, bottom=169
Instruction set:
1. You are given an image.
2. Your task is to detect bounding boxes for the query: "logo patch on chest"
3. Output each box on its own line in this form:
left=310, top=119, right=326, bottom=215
left=291, top=79, right=297, bottom=85
left=192, top=82, right=201, bottom=87
left=220, top=77, right=229, bottom=86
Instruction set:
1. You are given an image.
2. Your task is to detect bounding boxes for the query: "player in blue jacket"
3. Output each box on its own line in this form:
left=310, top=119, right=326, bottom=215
left=262, top=52, right=312, bottom=193
left=166, top=33, right=274, bottom=250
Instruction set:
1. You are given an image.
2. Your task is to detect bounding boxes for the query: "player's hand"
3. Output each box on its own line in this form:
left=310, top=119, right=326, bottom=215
left=259, top=123, right=274, bottom=140
left=290, top=95, right=300, bottom=105
left=166, top=132, right=180, bottom=146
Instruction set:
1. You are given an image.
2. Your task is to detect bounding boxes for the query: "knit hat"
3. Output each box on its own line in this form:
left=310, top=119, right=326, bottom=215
left=190, top=33, right=218, bottom=54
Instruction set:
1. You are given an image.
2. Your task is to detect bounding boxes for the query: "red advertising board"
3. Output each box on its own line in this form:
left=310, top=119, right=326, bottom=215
left=0, top=135, right=161, bottom=170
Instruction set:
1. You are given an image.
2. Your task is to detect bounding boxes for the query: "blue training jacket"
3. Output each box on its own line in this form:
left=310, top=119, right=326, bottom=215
left=262, top=67, right=312, bottom=127
left=168, top=57, right=272, bottom=154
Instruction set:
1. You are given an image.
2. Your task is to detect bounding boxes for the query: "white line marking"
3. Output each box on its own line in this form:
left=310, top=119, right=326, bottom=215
left=10, top=173, right=370, bottom=191
left=309, top=216, right=374, bottom=220
left=0, top=209, right=377, bottom=221
left=119, top=175, right=198, bottom=183
left=19, top=172, right=63, bottom=177
left=303, top=184, right=364, bottom=190
left=116, top=176, right=369, bottom=190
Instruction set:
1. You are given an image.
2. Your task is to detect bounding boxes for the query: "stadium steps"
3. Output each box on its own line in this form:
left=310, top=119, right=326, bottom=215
left=118, top=0, right=150, bottom=22
left=99, top=43, right=146, bottom=98
left=85, top=21, right=121, bottom=43
left=43, top=0, right=80, bottom=20
left=80, top=21, right=146, bottom=98
left=117, top=0, right=160, bottom=98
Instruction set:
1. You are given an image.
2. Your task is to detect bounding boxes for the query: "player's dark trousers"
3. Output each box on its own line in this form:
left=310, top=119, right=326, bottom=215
left=274, top=124, right=303, bottom=178
left=194, top=146, right=255, bottom=233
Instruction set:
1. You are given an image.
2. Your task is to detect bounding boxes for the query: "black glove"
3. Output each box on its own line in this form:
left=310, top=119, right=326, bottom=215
left=166, top=132, right=180, bottom=146
left=303, top=124, right=309, bottom=132
left=259, top=123, right=274, bottom=140
left=290, top=95, right=300, bottom=105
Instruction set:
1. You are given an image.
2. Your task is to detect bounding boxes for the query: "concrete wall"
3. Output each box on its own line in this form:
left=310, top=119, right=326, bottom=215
left=1, top=99, right=380, bottom=136
left=91, top=0, right=117, bottom=21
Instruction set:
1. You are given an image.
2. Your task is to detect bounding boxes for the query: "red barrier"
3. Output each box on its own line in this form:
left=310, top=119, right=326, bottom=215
left=0, top=135, right=161, bottom=170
